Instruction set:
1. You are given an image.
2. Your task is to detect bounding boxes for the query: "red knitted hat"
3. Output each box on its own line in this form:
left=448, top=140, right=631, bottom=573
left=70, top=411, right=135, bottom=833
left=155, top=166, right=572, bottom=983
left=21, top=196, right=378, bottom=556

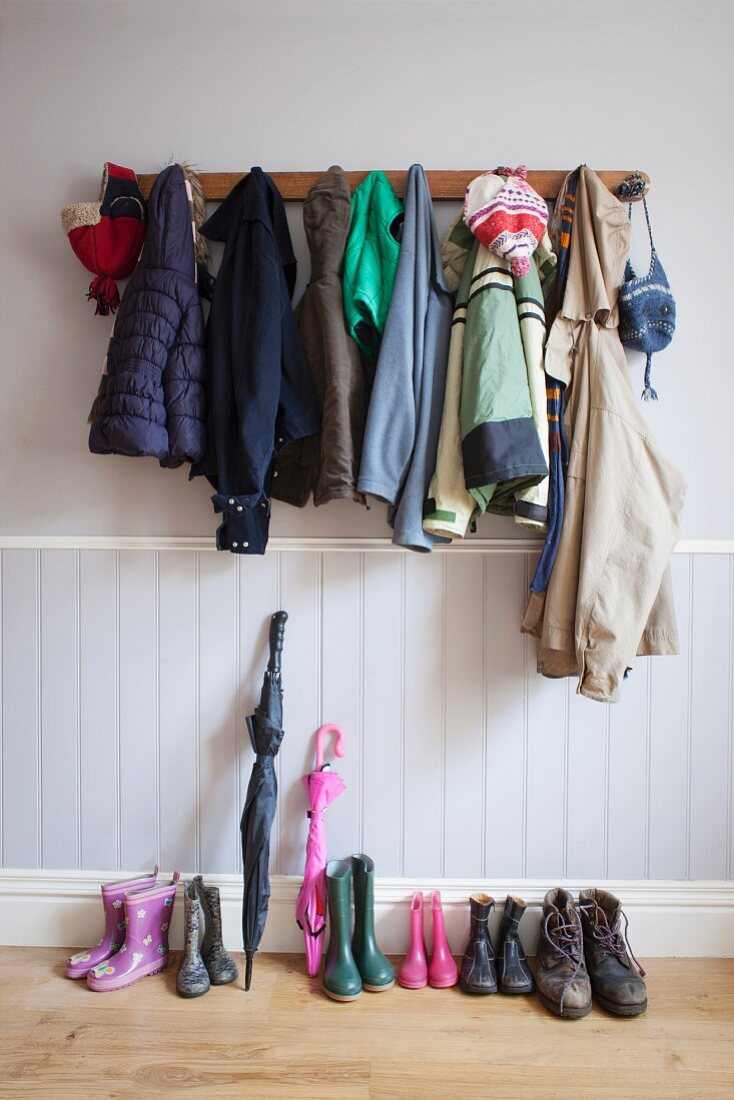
left=61, top=163, right=147, bottom=315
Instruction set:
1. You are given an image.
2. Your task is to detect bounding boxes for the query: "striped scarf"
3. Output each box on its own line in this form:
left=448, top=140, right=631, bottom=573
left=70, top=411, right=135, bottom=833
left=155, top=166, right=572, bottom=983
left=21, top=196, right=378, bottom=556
left=529, top=170, right=579, bottom=595
left=546, top=168, right=580, bottom=326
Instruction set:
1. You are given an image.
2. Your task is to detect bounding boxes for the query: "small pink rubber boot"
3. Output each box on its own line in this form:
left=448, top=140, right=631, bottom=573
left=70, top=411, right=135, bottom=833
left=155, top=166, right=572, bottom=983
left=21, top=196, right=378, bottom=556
left=397, top=891, right=428, bottom=989
left=428, top=890, right=459, bottom=988
left=65, top=866, right=158, bottom=979
left=87, top=873, right=179, bottom=992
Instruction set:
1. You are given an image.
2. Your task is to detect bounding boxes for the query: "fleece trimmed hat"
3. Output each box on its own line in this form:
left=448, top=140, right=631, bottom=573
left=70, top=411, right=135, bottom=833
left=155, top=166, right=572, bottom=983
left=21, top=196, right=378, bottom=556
left=463, top=165, right=548, bottom=277
left=61, top=162, right=147, bottom=315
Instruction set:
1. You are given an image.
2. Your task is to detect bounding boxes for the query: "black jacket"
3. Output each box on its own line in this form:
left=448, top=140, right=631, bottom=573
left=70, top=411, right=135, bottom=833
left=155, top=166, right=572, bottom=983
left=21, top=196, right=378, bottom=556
left=191, top=168, right=320, bottom=553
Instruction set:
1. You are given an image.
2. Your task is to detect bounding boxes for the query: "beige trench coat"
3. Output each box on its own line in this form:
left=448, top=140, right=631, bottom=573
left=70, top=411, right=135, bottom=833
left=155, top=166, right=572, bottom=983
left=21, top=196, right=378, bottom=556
left=522, top=167, right=686, bottom=703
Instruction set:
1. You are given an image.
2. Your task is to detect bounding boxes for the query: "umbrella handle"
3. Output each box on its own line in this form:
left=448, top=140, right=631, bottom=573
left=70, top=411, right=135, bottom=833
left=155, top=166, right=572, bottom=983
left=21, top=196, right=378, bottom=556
left=315, top=724, right=346, bottom=770
left=267, top=611, right=288, bottom=673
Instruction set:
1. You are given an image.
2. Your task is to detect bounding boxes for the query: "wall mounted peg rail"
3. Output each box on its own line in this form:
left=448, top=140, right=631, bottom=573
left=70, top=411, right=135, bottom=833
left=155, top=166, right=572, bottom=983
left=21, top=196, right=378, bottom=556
left=137, top=169, right=650, bottom=203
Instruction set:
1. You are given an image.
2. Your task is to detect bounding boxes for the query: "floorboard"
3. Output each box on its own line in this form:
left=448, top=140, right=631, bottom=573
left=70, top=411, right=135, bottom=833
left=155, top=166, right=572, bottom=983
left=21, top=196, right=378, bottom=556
left=0, top=950, right=732, bottom=1098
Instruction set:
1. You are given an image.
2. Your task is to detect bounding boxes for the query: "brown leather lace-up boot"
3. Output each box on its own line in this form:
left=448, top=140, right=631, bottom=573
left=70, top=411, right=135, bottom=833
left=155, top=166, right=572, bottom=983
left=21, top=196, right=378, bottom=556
left=578, top=889, right=647, bottom=1017
left=535, top=888, right=592, bottom=1018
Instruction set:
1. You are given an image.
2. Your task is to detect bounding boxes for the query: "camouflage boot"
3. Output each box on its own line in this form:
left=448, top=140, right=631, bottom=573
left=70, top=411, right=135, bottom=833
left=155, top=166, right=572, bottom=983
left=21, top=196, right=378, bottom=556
left=194, top=876, right=239, bottom=985
left=176, top=880, right=210, bottom=998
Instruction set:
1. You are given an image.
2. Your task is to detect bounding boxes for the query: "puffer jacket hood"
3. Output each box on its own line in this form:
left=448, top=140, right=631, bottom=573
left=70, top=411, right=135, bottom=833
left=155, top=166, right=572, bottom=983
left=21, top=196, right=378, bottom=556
left=139, top=163, right=205, bottom=276
left=88, top=163, right=207, bottom=468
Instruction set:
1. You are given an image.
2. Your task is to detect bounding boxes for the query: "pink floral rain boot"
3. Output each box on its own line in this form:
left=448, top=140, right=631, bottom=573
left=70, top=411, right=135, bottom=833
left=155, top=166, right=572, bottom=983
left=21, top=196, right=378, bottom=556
left=428, top=890, right=459, bottom=988
left=398, top=891, right=428, bottom=989
left=65, top=866, right=158, bottom=979
left=87, top=873, right=179, bottom=992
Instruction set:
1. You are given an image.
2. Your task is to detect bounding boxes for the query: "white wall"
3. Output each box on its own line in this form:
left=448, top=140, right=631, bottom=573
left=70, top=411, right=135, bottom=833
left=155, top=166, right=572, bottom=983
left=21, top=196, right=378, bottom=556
left=1, top=0, right=732, bottom=539
left=0, top=2, right=733, bottom=899
left=1, top=545, right=732, bottom=883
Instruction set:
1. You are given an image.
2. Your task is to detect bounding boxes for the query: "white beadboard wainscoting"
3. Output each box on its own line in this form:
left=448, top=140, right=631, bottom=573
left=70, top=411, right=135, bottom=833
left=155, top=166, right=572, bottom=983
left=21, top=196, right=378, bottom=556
left=1, top=540, right=733, bottom=955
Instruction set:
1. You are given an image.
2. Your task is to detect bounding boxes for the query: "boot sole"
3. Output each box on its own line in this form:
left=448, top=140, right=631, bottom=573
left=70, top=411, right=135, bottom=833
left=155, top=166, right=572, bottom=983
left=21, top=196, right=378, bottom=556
left=397, top=976, right=427, bottom=989
left=65, top=966, right=93, bottom=980
left=322, top=986, right=362, bottom=1002
left=87, top=958, right=167, bottom=992
left=176, top=985, right=210, bottom=999
left=498, top=984, right=534, bottom=995
left=538, top=991, right=592, bottom=1019
left=429, top=976, right=459, bottom=989
left=362, top=979, right=395, bottom=992
left=459, top=979, right=497, bottom=995
left=594, top=992, right=648, bottom=1017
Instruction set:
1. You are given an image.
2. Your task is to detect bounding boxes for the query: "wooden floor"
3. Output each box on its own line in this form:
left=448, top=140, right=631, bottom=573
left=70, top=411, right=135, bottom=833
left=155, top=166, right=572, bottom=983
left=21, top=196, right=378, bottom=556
left=0, top=950, right=732, bottom=1098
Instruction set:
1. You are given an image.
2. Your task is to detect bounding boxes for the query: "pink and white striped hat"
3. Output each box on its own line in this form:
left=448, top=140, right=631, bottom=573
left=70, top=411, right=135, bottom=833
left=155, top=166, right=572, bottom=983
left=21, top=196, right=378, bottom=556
left=463, top=166, right=548, bottom=277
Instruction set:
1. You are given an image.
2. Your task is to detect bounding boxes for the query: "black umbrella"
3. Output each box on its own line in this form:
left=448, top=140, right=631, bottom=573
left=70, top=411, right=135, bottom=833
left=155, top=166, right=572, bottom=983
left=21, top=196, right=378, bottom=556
left=241, top=610, right=288, bottom=990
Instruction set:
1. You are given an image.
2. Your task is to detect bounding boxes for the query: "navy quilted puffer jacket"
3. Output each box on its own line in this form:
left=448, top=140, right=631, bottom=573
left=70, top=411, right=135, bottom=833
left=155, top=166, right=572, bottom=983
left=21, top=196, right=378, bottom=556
left=88, top=164, right=206, bottom=466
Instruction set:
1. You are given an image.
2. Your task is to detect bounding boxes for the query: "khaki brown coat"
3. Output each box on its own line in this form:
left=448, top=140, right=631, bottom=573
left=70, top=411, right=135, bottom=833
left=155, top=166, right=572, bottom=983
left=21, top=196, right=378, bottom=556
left=522, top=167, right=685, bottom=703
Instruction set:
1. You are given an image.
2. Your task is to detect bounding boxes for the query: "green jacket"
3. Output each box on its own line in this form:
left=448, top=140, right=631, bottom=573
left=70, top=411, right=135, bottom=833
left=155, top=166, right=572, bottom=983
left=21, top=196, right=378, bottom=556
left=424, top=218, right=549, bottom=537
left=342, top=171, right=403, bottom=359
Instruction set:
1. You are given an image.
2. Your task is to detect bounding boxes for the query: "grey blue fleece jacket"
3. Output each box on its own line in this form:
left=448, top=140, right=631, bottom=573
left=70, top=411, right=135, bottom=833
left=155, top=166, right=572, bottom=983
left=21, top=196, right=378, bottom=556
left=357, top=164, right=453, bottom=551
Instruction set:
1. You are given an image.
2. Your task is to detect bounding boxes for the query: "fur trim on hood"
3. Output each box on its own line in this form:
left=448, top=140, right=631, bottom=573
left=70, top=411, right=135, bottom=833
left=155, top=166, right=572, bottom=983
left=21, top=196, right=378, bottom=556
left=177, top=163, right=209, bottom=264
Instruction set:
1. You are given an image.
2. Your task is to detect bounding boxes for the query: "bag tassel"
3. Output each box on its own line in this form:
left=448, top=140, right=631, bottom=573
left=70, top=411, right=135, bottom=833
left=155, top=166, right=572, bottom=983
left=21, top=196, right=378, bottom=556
left=641, top=353, right=658, bottom=402
left=86, top=275, right=120, bottom=316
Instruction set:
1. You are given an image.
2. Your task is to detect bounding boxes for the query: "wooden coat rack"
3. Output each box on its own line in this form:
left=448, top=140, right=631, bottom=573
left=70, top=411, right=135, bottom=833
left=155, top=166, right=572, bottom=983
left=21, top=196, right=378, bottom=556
left=137, top=169, right=650, bottom=203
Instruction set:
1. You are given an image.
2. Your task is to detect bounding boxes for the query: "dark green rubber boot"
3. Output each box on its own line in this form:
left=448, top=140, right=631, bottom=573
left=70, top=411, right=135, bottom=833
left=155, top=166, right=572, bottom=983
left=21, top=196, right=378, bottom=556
left=351, top=853, right=395, bottom=992
left=323, top=860, right=362, bottom=1002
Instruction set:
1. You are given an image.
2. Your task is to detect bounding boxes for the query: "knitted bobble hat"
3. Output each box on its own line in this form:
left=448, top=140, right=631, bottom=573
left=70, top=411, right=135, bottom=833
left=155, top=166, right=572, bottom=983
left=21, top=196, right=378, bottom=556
left=61, top=163, right=147, bottom=315
left=463, top=165, right=548, bottom=277
left=616, top=175, right=676, bottom=401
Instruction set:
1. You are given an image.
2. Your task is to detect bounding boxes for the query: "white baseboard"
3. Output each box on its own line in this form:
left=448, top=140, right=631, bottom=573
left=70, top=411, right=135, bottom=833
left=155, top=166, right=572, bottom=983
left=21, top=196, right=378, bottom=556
left=0, top=535, right=730, bottom=554
left=1, top=871, right=732, bottom=958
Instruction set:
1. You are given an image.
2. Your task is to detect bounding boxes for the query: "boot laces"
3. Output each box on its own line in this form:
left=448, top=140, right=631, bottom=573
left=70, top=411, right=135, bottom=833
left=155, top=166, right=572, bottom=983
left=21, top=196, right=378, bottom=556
left=543, top=909, right=584, bottom=1013
left=589, top=906, right=646, bottom=978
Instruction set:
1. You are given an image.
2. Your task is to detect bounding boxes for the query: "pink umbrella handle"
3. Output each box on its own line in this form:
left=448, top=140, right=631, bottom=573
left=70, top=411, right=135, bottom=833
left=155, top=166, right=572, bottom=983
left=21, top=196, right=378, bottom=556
left=315, top=724, right=346, bottom=770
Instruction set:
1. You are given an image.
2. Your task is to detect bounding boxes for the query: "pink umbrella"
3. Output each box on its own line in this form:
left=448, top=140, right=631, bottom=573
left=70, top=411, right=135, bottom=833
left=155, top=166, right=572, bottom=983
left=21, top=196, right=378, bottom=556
left=296, top=724, right=346, bottom=977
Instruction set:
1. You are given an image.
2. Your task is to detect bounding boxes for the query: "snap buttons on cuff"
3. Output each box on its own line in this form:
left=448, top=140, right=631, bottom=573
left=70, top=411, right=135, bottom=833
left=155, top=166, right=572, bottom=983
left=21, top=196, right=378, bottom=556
left=232, top=541, right=238, bottom=548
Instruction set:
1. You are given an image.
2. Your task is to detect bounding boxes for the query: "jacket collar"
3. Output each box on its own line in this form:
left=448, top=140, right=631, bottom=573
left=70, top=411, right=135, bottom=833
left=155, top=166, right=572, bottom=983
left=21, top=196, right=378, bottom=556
left=560, top=166, right=631, bottom=328
left=200, top=167, right=297, bottom=296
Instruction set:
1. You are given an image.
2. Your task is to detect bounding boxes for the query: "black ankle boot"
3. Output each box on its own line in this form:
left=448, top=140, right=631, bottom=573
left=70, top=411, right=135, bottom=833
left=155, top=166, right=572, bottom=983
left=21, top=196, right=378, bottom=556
left=459, top=893, right=497, bottom=994
left=497, top=895, right=534, bottom=994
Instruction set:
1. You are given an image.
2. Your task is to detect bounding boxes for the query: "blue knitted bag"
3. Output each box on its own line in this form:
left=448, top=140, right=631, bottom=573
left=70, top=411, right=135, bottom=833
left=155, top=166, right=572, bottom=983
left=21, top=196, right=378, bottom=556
left=617, top=178, right=676, bottom=401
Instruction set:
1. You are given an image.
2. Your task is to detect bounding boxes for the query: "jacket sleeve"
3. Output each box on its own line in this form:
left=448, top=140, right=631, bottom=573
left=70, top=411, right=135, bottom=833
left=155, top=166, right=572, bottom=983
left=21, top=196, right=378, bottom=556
left=356, top=186, right=418, bottom=504
left=422, top=303, right=476, bottom=539
left=88, top=285, right=183, bottom=463
left=210, top=229, right=284, bottom=553
left=575, top=380, right=686, bottom=703
left=513, top=265, right=549, bottom=529
left=160, top=291, right=207, bottom=468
